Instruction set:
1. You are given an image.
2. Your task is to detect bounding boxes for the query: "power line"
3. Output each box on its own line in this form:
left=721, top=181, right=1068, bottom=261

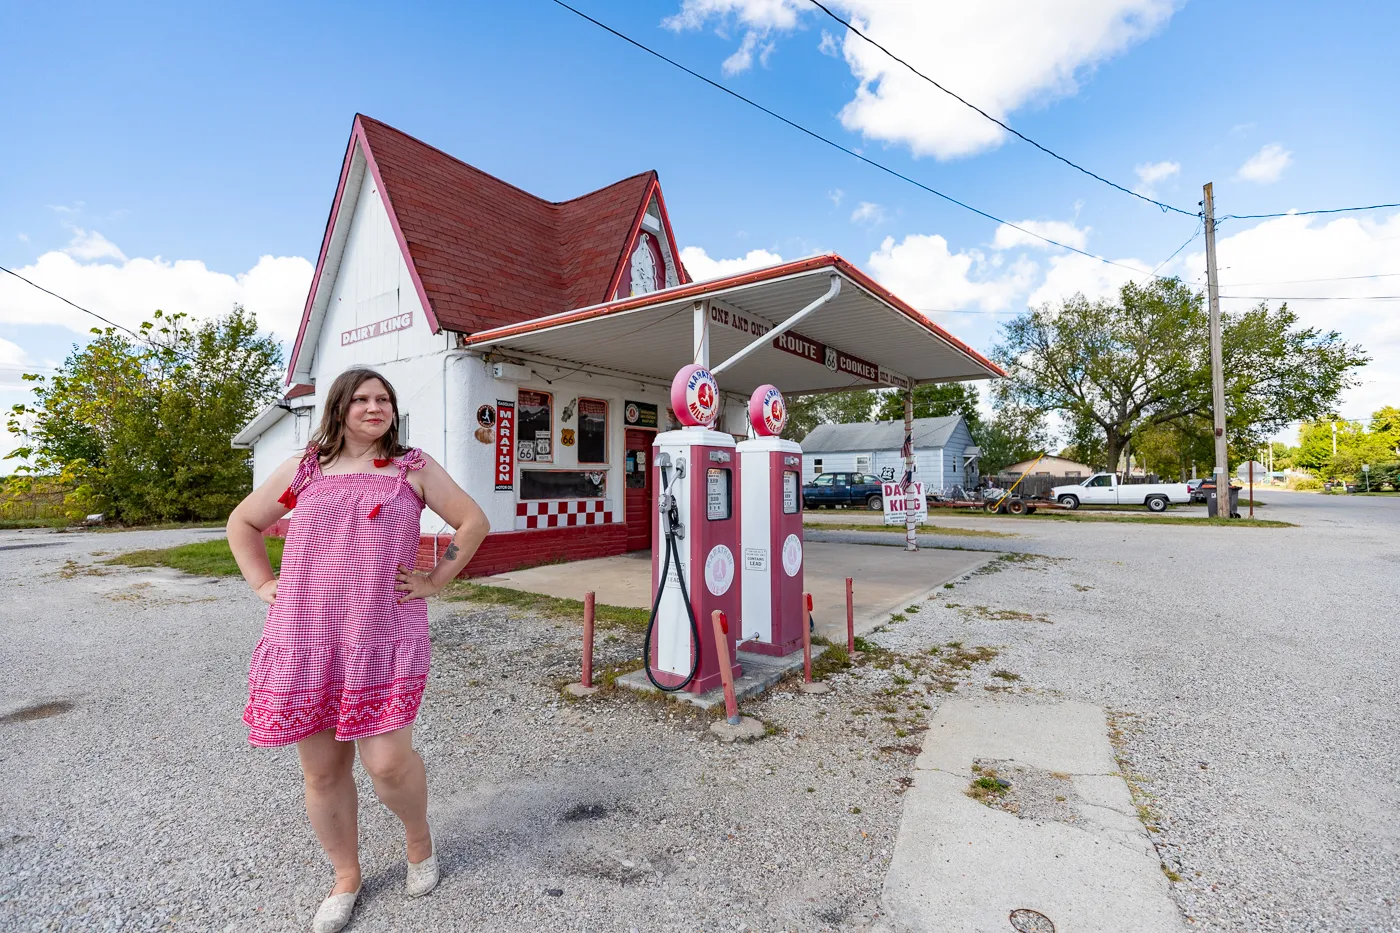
left=545, top=0, right=1177, bottom=278
left=1138, top=220, right=1203, bottom=285
left=804, top=0, right=1199, bottom=219
left=1221, top=202, right=1400, bottom=221
left=1216, top=293, right=1400, bottom=301
left=1220, top=271, right=1400, bottom=287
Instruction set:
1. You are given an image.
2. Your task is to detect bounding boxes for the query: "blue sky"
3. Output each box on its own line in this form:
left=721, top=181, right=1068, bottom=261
left=4, top=0, right=1399, bottom=455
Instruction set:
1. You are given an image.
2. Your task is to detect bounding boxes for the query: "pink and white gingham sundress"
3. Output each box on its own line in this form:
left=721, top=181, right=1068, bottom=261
left=243, top=447, right=430, bottom=747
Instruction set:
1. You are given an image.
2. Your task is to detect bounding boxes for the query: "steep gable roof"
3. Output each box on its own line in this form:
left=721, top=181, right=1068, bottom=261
left=287, top=115, right=686, bottom=380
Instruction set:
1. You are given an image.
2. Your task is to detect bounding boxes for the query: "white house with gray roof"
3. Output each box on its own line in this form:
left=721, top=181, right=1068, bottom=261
left=799, top=415, right=979, bottom=491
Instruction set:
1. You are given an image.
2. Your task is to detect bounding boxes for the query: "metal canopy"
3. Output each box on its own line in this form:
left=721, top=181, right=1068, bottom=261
left=460, top=255, right=1003, bottom=397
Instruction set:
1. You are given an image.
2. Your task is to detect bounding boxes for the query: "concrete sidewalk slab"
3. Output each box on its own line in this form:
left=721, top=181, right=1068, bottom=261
left=476, top=542, right=996, bottom=644
left=877, top=699, right=1185, bottom=933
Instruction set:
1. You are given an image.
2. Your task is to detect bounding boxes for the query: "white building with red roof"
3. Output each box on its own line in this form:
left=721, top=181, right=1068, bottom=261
left=234, top=115, right=1002, bottom=575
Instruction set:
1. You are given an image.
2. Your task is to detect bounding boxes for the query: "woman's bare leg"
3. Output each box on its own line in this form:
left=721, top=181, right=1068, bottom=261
left=296, top=728, right=361, bottom=894
left=357, top=726, right=431, bottom=862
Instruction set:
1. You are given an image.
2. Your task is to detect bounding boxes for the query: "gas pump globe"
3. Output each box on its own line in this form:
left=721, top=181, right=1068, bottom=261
left=643, top=365, right=743, bottom=694
left=737, top=385, right=805, bottom=656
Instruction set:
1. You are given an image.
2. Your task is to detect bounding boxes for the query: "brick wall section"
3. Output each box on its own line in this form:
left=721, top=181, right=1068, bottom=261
left=265, top=522, right=628, bottom=579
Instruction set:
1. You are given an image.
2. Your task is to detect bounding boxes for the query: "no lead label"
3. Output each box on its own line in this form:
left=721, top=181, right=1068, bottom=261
left=782, top=534, right=802, bottom=577
left=705, top=545, right=735, bottom=596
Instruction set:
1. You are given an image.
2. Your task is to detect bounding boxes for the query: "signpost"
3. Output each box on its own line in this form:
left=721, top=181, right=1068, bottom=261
left=1363, top=463, right=1370, bottom=493
left=881, top=482, right=927, bottom=527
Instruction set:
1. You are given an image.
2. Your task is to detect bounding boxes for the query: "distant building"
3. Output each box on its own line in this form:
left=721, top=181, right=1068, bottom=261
left=1002, top=455, right=1095, bottom=478
left=800, top=416, right=979, bottom=491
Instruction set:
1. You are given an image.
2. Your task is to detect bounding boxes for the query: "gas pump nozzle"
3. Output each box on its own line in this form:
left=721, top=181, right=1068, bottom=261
left=656, top=454, right=686, bottom=539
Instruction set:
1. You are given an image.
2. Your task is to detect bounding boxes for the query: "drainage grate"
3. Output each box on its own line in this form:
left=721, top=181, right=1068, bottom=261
left=0, top=700, right=75, bottom=725
left=1009, top=908, right=1055, bottom=933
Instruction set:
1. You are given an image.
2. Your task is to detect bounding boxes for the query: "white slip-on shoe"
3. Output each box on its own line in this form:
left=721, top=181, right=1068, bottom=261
left=311, top=887, right=360, bottom=933
left=405, top=827, right=439, bottom=898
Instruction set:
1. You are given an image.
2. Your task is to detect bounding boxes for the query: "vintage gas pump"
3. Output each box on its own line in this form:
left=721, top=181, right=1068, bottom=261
left=643, top=365, right=743, bottom=694
left=736, top=385, right=804, bottom=656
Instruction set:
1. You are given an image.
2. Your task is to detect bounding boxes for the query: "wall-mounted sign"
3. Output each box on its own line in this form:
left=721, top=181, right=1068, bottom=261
left=340, top=311, right=412, bottom=347
left=708, top=300, right=911, bottom=388
left=560, top=428, right=576, bottom=447
left=624, top=400, right=658, bottom=428
left=494, top=400, right=515, bottom=490
left=476, top=405, right=496, bottom=428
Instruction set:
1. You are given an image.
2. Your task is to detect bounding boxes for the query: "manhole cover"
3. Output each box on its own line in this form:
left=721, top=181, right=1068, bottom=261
left=0, top=700, right=75, bottom=725
left=1009, top=908, right=1055, bottom=933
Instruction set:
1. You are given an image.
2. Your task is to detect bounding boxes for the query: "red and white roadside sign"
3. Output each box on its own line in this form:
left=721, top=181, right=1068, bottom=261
left=494, top=400, right=516, bottom=490
left=881, top=482, right=927, bottom=526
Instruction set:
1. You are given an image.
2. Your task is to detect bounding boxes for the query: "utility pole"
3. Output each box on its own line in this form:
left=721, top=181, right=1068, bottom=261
left=1203, top=183, right=1231, bottom=517
left=1331, top=420, right=1337, bottom=457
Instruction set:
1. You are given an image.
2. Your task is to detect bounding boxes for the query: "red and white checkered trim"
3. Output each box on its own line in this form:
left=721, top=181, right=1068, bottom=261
left=515, top=498, right=614, bottom=530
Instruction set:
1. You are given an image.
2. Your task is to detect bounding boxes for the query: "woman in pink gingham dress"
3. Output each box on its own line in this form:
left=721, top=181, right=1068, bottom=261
left=228, top=368, right=489, bottom=933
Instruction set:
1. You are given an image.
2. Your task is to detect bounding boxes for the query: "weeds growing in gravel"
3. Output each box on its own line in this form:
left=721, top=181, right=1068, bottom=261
left=442, top=581, right=649, bottom=631
left=105, top=538, right=283, bottom=576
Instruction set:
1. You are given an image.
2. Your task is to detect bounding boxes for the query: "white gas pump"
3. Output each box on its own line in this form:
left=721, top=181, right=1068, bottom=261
left=642, top=365, right=742, bottom=694
left=737, top=385, right=805, bottom=656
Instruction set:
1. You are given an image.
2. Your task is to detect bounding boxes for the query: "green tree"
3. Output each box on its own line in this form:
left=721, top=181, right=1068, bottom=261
left=976, top=405, right=1048, bottom=475
left=7, top=306, right=283, bottom=523
left=991, top=278, right=1368, bottom=471
left=781, top=388, right=879, bottom=442
left=872, top=381, right=982, bottom=428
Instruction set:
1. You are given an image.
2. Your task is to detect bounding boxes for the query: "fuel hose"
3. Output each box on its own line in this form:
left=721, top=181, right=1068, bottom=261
left=642, top=507, right=701, bottom=692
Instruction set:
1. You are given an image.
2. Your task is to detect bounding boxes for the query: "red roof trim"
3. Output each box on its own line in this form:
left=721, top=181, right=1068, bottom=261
left=604, top=176, right=659, bottom=302
left=652, top=182, right=690, bottom=286
left=285, top=125, right=359, bottom=385
left=461, top=254, right=1006, bottom=379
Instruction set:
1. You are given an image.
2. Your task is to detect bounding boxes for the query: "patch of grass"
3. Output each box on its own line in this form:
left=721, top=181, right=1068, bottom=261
left=966, top=773, right=1009, bottom=803
left=990, top=669, right=1021, bottom=681
left=803, top=520, right=1014, bottom=538
left=1161, top=864, right=1183, bottom=883
left=889, top=613, right=907, bottom=623
left=93, top=520, right=227, bottom=533
left=943, top=582, right=955, bottom=589
left=0, top=518, right=70, bottom=530
left=809, top=642, right=851, bottom=680
left=105, top=538, right=283, bottom=576
left=905, top=604, right=920, bottom=613
left=440, top=580, right=650, bottom=631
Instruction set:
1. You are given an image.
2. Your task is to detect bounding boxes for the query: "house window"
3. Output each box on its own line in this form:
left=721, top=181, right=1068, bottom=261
left=517, top=389, right=553, bottom=463
left=855, top=455, right=872, bottom=474
left=812, top=458, right=823, bottom=474
left=399, top=412, right=410, bottom=446
left=577, top=398, right=607, bottom=464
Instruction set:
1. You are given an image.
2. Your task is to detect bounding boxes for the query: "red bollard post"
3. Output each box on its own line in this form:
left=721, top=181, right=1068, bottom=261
left=581, top=591, right=596, bottom=689
left=845, top=577, right=855, bottom=656
left=711, top=610, right=740, bottom=724
left=802, top=592, right=814, bottom=683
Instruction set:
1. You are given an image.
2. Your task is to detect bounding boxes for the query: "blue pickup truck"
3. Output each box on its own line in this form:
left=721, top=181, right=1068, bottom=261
left=803, top=472, right=885, bottom=510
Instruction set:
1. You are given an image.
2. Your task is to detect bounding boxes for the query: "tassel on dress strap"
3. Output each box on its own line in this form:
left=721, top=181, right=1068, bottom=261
left=279, top=445, right=321, bottom=512
left=367, top=448, right=426, bottom=519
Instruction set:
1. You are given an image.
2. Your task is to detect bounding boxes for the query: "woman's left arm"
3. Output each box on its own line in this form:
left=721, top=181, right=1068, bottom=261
left=395, top=454, right=491, bottom=602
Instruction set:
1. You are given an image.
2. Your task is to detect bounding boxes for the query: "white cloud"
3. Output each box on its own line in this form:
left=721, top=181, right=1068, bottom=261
left=0, top=338, right=37, bottom=389
left=62, top=227, right=127, bottom=262
left=827, top=188, right=845, bottom=207
left=1236, top=143, right=1292, bottom=184
left=1133, top=160, right=1180, bottom=196
left=670, top=0, right=1176, bottom=160
left=0, top=237, right=314, bottom=342
left=16, top=233, right=28, bottom=243
left=818, top=29, right=840, bottom=56
left=1026, top=252, right=1152, bottom=308
left=1183, top=210, right=1400, bottom=420
left=849, top=201, right=887, bottom=225
left=993, top=218, right=1090, bottom=252
left=679, top=246, right=785, bottom=281
left=722, top=31, right=760, bottom=74
left=866, top=233, right=1037, bottom=314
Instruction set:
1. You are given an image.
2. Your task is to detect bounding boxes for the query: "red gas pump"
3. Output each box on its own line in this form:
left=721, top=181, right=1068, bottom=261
left=643, top=365, right=743, bottom=694
left=737, top=385, right=804, bottom=656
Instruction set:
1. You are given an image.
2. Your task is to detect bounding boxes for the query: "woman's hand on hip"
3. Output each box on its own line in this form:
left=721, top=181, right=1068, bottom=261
left=395, top=564, right=440, bottom=603
left=255, top=579, right=278, bottom=605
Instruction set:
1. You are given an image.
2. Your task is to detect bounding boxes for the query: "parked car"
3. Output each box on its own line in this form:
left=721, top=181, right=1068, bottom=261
left=1050, top=473, right=1191, bottom=512
left=1187, top=477, right=1208, bottom=503
left=803, top=472, right=885, bottom=510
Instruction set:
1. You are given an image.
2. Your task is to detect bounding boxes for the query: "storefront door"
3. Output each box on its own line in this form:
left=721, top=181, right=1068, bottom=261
left=624, top=428, right=654, bottom=551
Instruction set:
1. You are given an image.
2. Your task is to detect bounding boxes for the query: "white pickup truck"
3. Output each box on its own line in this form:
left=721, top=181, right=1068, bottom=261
left=1050, top=473, right=1191, bottom=512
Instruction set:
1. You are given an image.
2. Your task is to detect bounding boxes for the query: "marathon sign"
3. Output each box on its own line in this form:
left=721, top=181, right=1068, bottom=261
left=340, top=311, right=413, bottom=346
left=494, top=400, right=515, bottom=490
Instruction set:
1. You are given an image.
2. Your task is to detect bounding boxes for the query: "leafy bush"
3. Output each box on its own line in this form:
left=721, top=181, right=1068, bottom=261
left=1287, top=476, right=1323, bottom=491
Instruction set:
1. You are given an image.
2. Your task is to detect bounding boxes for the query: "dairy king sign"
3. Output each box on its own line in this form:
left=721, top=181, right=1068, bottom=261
left=340, top=311, right=413, bottom=346
left=881, top=482, right=928, bottom=526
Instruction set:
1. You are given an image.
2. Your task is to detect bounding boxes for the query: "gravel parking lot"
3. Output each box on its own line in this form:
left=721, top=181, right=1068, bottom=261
left=1, top=491, right=1396, bottom=932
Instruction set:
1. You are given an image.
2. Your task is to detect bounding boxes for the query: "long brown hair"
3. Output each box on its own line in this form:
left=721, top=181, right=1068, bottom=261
left=309, top=368, right=407, bottom=464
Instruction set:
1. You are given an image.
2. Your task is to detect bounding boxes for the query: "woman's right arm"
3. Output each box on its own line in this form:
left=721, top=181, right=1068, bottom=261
left=226, top=455, right=303, bottom=605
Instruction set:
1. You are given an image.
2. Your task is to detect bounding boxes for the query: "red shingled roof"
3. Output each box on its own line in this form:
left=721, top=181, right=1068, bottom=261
left=356, top=115, right=679, bottom=333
